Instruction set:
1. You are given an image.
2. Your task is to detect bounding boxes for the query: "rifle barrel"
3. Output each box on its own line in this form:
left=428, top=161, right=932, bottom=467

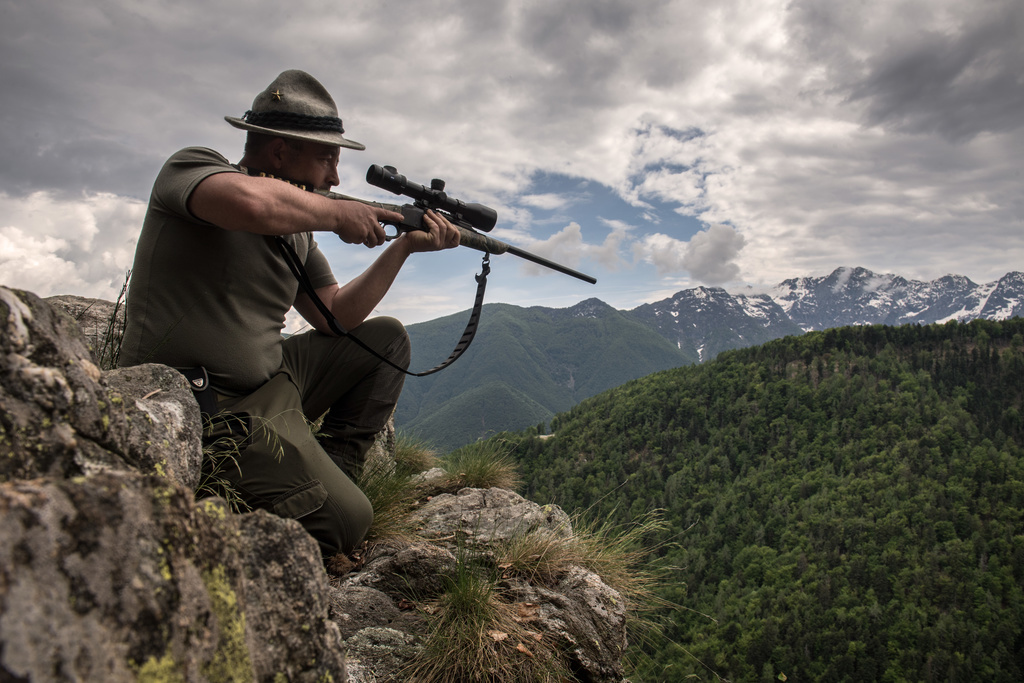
left=505, top=244, right=597, bottom=284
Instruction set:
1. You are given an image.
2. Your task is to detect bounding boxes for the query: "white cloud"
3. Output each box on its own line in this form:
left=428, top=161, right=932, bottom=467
left=683, top=224, right=747, bottom=284
left=520, top=193, right=571, bottom=211
left=0, top=192, right=142, bottom=299
left=633, top=223, right=746, bottom=285
left=522, top=221, right=632, bottom=276
left=633, top=233, right=688, bottom=275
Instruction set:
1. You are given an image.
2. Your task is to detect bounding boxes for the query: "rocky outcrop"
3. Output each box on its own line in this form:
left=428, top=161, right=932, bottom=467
left=0, top=286, right=629, bottom=682
left=1, top=287, right=346, bottom=682
left=336, top=490, right=629, bottom=682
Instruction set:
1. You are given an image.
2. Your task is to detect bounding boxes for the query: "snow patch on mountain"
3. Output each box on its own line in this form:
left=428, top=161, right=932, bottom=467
left=632, top=267, right=1024, bottom=363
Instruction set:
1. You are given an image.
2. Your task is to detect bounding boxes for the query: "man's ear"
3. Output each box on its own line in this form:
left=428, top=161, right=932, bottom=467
left=266, top=137, right=290, bottom=170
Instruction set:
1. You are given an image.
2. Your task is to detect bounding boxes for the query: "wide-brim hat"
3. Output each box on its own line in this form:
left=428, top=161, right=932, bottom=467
left=225, top=70, right=365, bottom=150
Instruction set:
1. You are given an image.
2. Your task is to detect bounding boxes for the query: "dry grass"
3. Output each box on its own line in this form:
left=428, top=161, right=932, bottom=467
left=196, top=415, right=255, bottom=513
left=196, top=413, right=286, bottom=514
left=394, top=432, right=440, bottom=477
left=403, top=553, right=571, bottom=683
left=97, top=269, right=130, bottom=371
left=439, top=440, right=522, bottom=492
left=357, top=432, right=444, bottom=542
left=357, top=455, right=422, bottom=542
left=403, top=504, right=675, bottom=682
left=494, top=508, right=670, bottom=608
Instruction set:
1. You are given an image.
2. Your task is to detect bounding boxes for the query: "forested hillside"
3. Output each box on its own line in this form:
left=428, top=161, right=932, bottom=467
left=496, top=319, right=1024, bottom=681
left=399, top=300, right=691, bottom=450
left=399, top=268, right=1023, bottom=452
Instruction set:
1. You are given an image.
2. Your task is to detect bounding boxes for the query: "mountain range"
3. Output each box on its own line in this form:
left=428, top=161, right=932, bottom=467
left=633, top=266, right=1024, bottom=360
left=398, top=267, right=1024, bottom=450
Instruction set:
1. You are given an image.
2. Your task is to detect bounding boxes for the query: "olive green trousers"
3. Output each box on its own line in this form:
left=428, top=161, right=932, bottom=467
left=209, top=317, right=409, bottom=557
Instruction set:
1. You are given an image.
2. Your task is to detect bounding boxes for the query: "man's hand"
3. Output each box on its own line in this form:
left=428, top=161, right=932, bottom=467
left=397, top=209, right=461, bottom=253
left=333, top=202, right=401, bottom=248
left=305, top=209, right=462, bottom=333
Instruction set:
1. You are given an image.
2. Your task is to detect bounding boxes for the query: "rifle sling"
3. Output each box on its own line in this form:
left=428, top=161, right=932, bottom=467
left=275, top=235, right=489, bottom=377
left=241, top=164, right=486, bottom=376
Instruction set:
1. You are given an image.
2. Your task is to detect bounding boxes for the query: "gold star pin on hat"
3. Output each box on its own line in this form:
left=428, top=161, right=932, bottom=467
left=270, top=89, right=282, bottom=101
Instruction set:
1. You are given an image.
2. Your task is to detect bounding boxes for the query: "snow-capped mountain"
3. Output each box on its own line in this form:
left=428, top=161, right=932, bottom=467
left=627, top=267, right=1024, bottom=362
left=627, top=286, right=803, bottom=362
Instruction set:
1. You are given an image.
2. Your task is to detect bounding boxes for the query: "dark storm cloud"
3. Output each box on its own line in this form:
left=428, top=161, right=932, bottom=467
left=849, top=2, right=1024, bottom=141
left=0, top=0, right=301, bottom=199
left=789, top=0, right=1024, bottom=142
left=507, top=0, right=706, bottom=112
left=0, top=131, right=165, bottom=201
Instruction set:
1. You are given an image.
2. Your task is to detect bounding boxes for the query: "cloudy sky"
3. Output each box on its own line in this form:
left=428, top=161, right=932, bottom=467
left=2, top=0, right=1022, bottom=326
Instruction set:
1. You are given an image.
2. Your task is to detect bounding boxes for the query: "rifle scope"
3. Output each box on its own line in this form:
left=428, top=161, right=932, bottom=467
left=366, top=164, right=497, bottom=232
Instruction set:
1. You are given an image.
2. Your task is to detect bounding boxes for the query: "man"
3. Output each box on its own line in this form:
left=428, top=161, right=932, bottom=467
left=119, top=70, right=460, bottom=557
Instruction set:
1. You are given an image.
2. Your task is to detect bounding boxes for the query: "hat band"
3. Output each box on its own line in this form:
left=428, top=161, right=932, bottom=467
left=242, top=109, right=346, bottom=134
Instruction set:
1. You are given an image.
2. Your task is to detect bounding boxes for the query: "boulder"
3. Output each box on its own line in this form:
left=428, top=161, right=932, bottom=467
left=0, top=287, right=345, bottom=682
left=1, top=286, right=124, bottom=481
left=1, top=288, right=201, bottom=490
left=332, top=489, right=627, bottom=682
left=0, top=473, right=346, bottom=682
left=45, top=293, right=125, bottom=368
left=102, top=363, right=204, bottom=491
left=412, top=487, right=573, bottom=545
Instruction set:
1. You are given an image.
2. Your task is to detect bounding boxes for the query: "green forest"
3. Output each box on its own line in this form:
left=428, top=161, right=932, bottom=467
left=399, top=301, right=689, bottom=450
left=491, top=319, right=1024, bottom=681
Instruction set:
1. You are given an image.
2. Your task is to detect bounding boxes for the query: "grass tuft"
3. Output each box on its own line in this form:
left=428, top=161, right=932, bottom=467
left=439, top=440, right=522, bottom=492
left=493, top=508, right=681, bottom=679
left=357, top=454, right=422, bottom=542
left=403, top=552, right=570, bottom=683
left=494, top=508, right=670, bottom=607
left=96, top=270, right=131, bottom=371
left=354, top=431, right=446, bottom=542
left=394, top=432, right=440, bottom=477
left=563, top=509, right=670, bottom=607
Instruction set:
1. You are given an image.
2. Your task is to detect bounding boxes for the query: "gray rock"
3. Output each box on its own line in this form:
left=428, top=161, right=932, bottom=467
left=0, top=287, right=345, bottom=683
left=0, top=472, right=346, bottom=683
left=503, top=566, right=629, bottom=681
left=329, top=585, right=404, bottom=639
left=237, top=509, right=349, bottom=682
left=411, top=466, right=447, bottom=487
left=330, top=488, right=629, bottom=682
left=1, top=287, right=130, bottom=481
left=412, top=487, right=573, bottom=546
left=343, top=627, right=420, bottom=683
left=103, top=363, right=204, bottom=491
left=340, top=541, right=457, bottom=600
left=1, top=288, right=202, bottom=490
left=45, top=293, right=125, bottom=368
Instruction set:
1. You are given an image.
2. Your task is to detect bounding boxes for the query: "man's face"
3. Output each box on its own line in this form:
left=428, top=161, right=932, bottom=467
left=280, top=141, right=341, bottom=191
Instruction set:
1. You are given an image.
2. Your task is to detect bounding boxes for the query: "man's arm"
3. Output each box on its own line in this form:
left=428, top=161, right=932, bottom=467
left=294, top=209, right=460, bottom=333
left=188, top=166, right=459, bottom=332
left=189, top=171, right=399, bottom=247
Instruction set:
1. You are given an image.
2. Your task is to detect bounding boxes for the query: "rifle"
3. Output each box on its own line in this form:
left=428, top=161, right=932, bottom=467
left=251, top=163, right=597, bottom=375
left=323, top=165, right=597, bottom=285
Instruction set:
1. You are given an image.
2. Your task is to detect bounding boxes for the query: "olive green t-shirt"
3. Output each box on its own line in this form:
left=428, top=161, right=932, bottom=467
left=119, top=146, right=337, bottom=394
